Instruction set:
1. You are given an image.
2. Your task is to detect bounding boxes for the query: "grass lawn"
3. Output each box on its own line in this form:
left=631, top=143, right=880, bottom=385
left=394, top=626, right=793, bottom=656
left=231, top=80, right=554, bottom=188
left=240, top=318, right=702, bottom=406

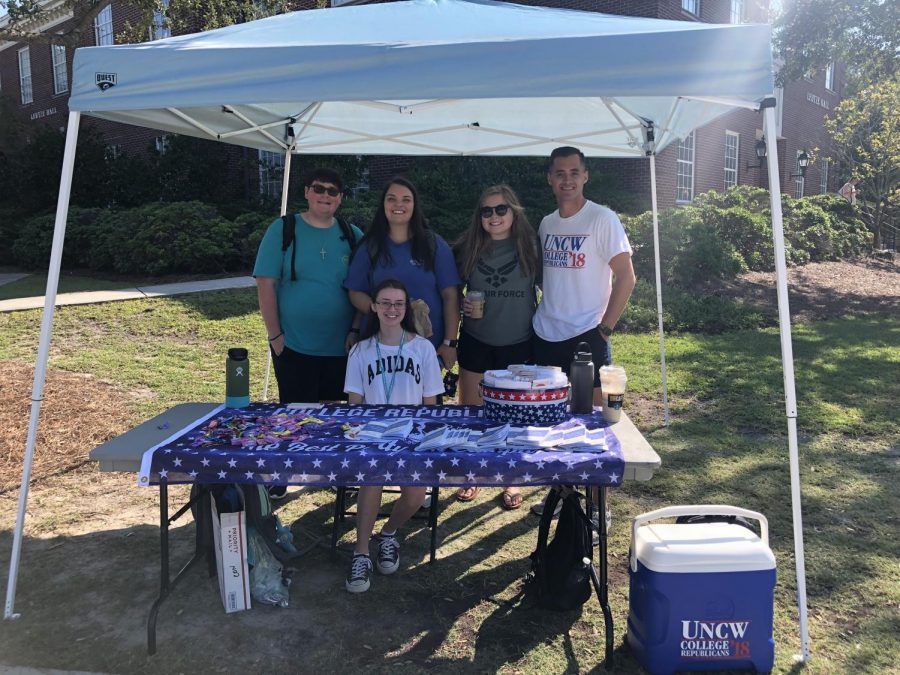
left=0, top=289, right=897, bottom=673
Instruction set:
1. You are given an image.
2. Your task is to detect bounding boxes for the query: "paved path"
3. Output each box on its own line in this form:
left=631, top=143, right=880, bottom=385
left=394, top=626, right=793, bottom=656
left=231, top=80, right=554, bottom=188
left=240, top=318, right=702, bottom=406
left=0, top=273, right=30, bottom=287
left=0, top=277, right=255, bottom=313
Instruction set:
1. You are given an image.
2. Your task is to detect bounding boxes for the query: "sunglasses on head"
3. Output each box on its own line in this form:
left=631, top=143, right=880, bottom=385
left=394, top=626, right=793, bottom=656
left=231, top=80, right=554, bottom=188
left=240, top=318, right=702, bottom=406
left=480, top=204, right=510, bottom=218
left=309, top=183, right=341, bottom=197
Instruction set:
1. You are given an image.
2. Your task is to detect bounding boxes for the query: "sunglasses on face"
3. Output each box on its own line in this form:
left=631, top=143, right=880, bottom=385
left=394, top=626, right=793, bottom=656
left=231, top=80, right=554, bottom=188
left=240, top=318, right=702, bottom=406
left=309, top=184, right=341, bottom=197
left=375, top=300, right=406, bottom=310
left=480, top=204, right=510, bottom=218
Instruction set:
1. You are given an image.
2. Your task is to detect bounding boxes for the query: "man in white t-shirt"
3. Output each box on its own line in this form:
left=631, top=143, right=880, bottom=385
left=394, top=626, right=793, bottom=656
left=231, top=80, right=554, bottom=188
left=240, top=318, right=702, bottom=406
left=531, top=146, right=636, bottom=529
left=533, top=146, right=636, bottom=404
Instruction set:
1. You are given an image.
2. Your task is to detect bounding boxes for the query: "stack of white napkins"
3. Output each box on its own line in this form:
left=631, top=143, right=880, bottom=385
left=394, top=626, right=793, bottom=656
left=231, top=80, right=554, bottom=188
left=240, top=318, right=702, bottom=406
left=353, top=418, right=415, bottom=440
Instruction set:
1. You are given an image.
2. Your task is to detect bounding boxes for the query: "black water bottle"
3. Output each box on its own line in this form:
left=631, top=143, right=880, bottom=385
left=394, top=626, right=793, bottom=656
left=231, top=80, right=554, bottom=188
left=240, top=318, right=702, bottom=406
left=570, top=341, right=594, bottom=414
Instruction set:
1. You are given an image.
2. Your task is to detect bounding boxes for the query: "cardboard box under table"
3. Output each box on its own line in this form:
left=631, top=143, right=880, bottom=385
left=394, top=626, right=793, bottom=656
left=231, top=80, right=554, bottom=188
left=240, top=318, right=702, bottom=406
left=628, top=506, right=776, bottom=675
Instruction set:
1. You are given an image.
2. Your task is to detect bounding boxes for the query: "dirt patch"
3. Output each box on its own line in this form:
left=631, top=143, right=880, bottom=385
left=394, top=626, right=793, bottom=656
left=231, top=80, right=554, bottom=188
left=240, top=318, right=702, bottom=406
left=0, top=362, right=146, bottom=494
left=711, top=258, right=899, bottom=323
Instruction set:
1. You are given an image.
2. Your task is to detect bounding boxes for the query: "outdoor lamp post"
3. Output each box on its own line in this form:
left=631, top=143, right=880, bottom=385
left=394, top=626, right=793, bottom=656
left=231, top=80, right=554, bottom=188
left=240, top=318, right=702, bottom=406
left=746, top=138, right=767, bottom=170
left=791, top=150, right=810, bottom=178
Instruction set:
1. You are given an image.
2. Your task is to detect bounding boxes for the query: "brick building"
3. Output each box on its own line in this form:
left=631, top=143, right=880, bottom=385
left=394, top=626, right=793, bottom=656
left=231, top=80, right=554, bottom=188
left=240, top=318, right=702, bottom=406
left=1, top=0, right=846, bottom=207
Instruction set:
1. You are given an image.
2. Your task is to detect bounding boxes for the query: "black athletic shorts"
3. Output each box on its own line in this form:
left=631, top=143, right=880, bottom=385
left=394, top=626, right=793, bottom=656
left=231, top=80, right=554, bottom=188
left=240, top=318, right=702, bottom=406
left=271, top=346, right=348, bottom=403
left=457, top=330, right=534, bottom=374
left=532, top=325, right=612, bottom=387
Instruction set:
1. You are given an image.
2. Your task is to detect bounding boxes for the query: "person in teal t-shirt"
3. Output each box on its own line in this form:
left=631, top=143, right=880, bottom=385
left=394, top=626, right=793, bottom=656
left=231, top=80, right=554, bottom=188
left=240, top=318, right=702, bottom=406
left=253, top=168, right=363, bottom=407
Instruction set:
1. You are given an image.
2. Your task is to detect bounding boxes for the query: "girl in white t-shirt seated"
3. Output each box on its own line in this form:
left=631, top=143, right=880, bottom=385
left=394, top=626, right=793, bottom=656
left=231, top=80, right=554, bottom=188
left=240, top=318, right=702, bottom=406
left=343, top=278, right=444, bottom=593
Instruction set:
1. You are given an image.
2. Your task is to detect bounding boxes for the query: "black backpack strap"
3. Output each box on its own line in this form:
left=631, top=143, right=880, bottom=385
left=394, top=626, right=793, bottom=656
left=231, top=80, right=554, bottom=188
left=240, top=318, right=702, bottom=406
left=281, top=213, right=297, bottom=281
left=336, top=215, right=358, bottom=250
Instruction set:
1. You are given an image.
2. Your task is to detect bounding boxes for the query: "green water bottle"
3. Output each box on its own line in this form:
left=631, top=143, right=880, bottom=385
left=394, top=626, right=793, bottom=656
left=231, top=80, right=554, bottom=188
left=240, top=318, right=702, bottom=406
left=225, top=348, right=250, bottom=408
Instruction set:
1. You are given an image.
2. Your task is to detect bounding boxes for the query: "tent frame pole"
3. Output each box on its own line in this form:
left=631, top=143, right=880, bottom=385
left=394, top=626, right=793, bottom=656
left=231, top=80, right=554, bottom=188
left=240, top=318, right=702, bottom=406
left=763, top=105, right=810, bottom=662
left=648, top=153, right=669, bottom=425
left=4, top=111, right=82, bottom=621
left=262, top=147, right=293, bottom=402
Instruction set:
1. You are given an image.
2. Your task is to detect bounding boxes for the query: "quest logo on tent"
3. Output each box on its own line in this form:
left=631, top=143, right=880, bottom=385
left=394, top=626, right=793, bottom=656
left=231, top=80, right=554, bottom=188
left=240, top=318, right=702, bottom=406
left=95, top=73, right=118, bottom=91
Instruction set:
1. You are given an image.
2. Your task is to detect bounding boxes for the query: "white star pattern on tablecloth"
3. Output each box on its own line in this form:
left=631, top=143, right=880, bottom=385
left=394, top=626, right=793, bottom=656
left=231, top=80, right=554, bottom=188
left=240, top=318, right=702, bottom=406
left=145, top=404, right=625, bottom=490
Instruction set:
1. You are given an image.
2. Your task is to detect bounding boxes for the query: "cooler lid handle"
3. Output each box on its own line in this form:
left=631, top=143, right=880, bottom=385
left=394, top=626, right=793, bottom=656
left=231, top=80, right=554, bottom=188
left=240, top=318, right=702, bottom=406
left=630, top=505, right=769, bottom=572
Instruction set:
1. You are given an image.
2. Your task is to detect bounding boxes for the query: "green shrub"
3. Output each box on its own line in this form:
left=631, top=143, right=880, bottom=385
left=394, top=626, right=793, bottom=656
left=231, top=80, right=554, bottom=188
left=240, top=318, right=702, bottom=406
left=105, top=202, right=240, bottom=275
left=0, top=206, right=30, bottom=265
left=232, top=211, right=274, bottom=269
left=11, top=207, right=114, bottom=270
left=670, top=217, right=746, bottom=286
left=621, top=279, right=764, bottom=334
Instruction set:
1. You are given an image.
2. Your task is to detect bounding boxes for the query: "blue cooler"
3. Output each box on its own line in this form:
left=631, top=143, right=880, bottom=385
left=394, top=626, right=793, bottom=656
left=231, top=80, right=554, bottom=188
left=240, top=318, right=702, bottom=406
left=627, top=506, right=776, bottom=675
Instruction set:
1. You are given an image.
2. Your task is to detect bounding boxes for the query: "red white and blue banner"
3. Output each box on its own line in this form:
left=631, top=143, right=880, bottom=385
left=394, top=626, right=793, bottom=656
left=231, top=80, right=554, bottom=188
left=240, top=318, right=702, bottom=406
left=138, top=403, right=623, bottom=488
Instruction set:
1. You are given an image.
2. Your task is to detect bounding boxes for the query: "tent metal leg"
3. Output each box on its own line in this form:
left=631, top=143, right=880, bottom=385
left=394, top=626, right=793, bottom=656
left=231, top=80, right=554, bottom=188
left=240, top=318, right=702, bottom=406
left=763, top=105, right=810, bottom=662
left=4, top=111, right=82, bottom=621
left=649, top=153, right=670, bottom=425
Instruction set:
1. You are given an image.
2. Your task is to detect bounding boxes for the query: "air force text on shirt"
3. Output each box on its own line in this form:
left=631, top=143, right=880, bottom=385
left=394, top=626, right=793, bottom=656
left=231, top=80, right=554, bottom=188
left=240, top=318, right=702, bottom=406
left=367, top=355, right=422, bottom=385
left=543, top=233, right=589, bottom=268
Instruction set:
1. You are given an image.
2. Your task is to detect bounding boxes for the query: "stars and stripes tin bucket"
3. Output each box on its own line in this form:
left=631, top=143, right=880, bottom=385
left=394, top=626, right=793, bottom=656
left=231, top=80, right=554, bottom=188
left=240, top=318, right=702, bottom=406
left=480, top=382, right=570, bottom=426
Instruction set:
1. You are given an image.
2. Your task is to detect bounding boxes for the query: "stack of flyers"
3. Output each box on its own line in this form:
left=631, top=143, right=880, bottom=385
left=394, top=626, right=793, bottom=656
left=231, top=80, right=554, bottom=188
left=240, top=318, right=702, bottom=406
left=552, top=420, right=587, bottom=447
left=476, top=424, right=510, bottom=448
left=565, top=427, right=609, bottom=451
left=353, top=418, right=414, bottom=440
left=507, top=426, right=559, bottom=448
left=415, top=426, right=471, bottom=451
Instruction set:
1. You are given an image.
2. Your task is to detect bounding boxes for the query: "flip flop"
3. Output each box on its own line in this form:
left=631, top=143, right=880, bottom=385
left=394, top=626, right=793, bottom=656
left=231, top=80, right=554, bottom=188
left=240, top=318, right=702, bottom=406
left=455, top=486, right=480, bottom=502
left=501, top=490, right=523, bottom=510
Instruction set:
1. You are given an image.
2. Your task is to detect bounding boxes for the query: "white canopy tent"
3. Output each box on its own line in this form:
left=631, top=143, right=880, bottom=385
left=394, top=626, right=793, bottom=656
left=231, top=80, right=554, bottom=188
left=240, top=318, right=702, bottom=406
left=5, top=0, right=810, bottom=660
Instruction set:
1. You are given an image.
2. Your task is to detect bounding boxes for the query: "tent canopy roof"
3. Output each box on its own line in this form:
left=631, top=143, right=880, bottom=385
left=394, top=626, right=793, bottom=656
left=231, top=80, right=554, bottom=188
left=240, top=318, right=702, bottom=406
left=69, top=0, right=774, bottom=156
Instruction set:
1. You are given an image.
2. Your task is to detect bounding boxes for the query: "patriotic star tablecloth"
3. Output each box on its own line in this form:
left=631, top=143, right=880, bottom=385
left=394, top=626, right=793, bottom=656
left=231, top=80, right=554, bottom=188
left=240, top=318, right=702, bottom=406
left=137, top=403, right=624, bottom=488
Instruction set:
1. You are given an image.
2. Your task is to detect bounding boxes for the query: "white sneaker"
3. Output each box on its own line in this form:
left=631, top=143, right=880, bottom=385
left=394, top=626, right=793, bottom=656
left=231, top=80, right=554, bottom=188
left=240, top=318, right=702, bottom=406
left=419, top=487, right=433, bottom=510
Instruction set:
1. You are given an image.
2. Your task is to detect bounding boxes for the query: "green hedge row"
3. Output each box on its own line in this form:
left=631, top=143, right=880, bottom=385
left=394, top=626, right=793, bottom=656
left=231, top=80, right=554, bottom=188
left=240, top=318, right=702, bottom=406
left=5, top=186, right=871, bottom=284
left=623, top=186, right=871, bottom=287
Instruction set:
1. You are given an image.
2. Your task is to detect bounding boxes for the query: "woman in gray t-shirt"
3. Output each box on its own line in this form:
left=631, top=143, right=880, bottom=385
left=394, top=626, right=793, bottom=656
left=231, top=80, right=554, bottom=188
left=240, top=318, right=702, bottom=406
left=452, top=184, right=541, bottom=510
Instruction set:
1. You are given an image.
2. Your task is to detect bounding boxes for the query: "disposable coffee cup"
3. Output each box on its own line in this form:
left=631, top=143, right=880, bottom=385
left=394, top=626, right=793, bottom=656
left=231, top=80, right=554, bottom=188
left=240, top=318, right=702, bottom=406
left=467, top=290, right=485, bottom=319
left=599, top=365, right=627, bottom=423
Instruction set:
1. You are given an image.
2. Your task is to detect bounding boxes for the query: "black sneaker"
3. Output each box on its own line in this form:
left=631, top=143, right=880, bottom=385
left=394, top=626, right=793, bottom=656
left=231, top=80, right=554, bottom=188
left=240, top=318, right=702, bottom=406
left=374, top=532, right=400, bottom=575
left=345, top=554, right=372, bottom=593
left=268, top=485, right=288, bottom=500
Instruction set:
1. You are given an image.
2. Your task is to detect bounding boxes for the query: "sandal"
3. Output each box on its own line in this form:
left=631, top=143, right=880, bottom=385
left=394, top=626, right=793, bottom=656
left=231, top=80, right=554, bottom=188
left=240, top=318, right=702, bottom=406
left=501, top=490, right=523, bottom=510
left=455, top=486, right=480, bottom=502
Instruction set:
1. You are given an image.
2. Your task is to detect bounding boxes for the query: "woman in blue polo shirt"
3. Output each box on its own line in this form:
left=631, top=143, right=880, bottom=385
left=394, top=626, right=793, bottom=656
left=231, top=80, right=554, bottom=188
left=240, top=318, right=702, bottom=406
left=344, top=177, right=461, bottom=371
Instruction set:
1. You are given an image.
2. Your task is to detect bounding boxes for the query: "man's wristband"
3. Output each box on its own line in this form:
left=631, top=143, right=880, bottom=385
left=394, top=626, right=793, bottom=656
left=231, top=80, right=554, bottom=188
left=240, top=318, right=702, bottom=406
left=349, top=328, right=360, bottom=334
left=443, top=339, right=458, bottom=348
left=598, top=323, right=613, bottom=339
left=268, top=332, right=283, bottom=342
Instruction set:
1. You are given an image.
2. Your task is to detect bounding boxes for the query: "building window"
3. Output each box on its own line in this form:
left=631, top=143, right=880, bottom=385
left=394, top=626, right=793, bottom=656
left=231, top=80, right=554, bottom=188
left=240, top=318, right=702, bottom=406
left=824, top=62, right=835, bottom=91
left=794, top=151, right=805, bottom=198
left=724, top=131, right=739, bottom=189
left=155, top=135, right=171, bottom=154
left=94, top=5, right=114, bottom=46
left=730, top=0, right=744, bottom=23
left=820, top=158, right=830, bottom=194
left=18, top=47, right=33, bottom=105
left=151, top=0, right=171, bottom=40
left=258, top=150, right=284, bottom=197
left=676, top=131, right=695, bottom=203
left=682, top=0, right=700, bottom=16
left=51, top=44, right=69, bottom=95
